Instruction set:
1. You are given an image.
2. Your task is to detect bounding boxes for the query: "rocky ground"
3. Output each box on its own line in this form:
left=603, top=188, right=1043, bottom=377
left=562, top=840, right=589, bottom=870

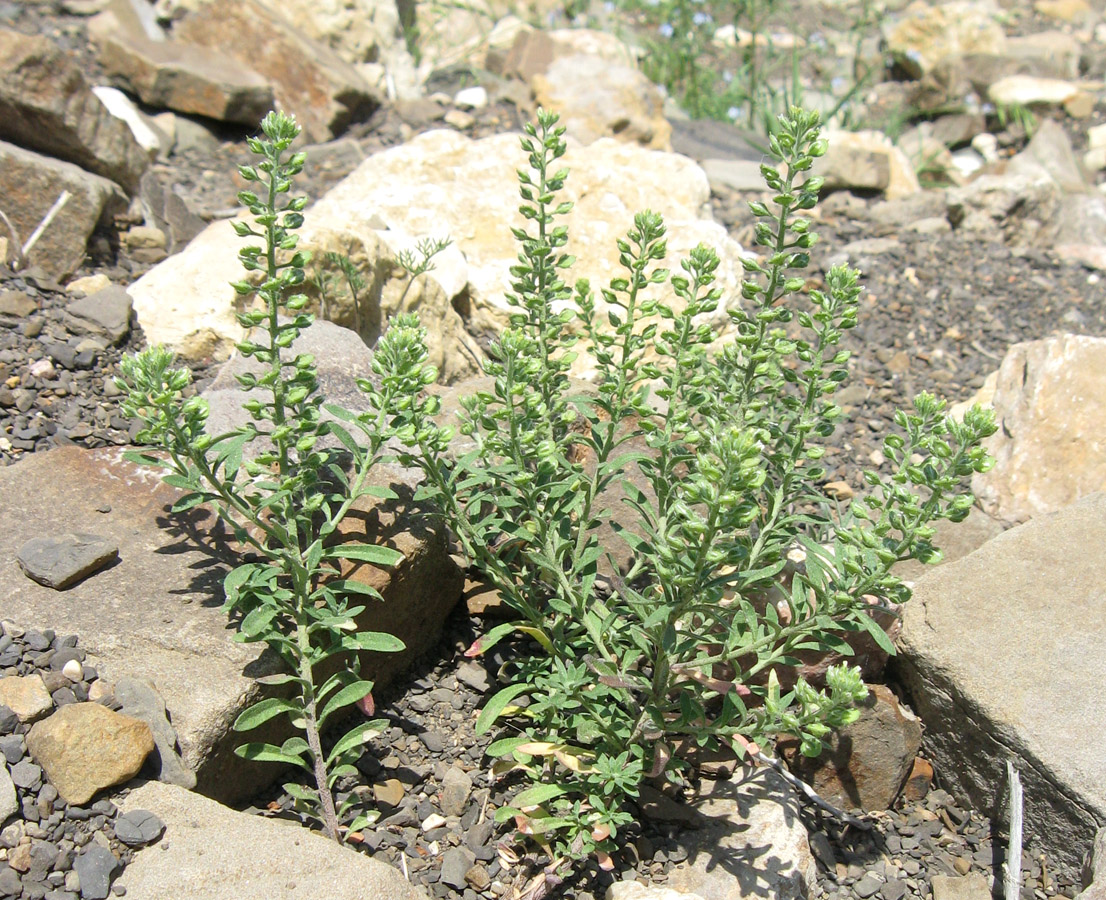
left=1, top=0, right=1106, bottom=899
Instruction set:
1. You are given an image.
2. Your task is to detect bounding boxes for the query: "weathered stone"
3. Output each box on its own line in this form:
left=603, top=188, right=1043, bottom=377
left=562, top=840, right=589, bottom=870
left=946, top=172, right=1062, bottom=246
left=663, top=769, right=816, bottom=900
left=990, top=75, right=1091, bottom=113
left=0, top=760, right=16, bottom=822
left=116, top=781, right=429, bottom=899
left=26, top=702, right=154, bottom=804
left=0, top=28, right=147, bottom=191
left=0, top=291, right=38, bottom=318
left=0, top=444, right=459, bottom=804
left=276, top=0, right=405, bottom=66
left=894, top=492, right=1106, bottom=877
left=17, top=532, right=119, bottom=590
left=173, top=0, right=381, bottom=142
left=0, top=141, right=127, bottom=282
left=113, top=677, right=196, bottom=790
left=607, top=885, right=707, bottom=900
left=439, top=765, right=473, bottom=817
left=931, top=875, right=992, bottom=900
left=815, top=131, right=920, bottom=199
left=73, top=843, right=122, bottom=900
left=972, top=335, right=1106, bottom=525
left=0, top=676, right=54, bottom=723
left=91, top=85, right=167, bottom=158
left=778, top=684, right=922, bottom=811
left=1079, top=829, right=1106, bottom=900
left=113, top=809, right=166, bottom=847
left=91, top=13, right=273, bottom=124
left=441, top=847, right=476, bottom=889
left=884, top=1, right=1006, bottom=78
left=64, top=286, right=134, bottom=345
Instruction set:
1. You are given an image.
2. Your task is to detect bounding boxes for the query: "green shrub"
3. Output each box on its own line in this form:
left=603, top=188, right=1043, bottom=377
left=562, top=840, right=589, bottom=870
left=376, top=106, right=997, bottom=868
left=117, top=111, right=408, bottom=844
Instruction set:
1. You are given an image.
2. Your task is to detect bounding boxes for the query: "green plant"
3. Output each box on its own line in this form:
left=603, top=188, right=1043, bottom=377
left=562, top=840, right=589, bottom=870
left=116, top=111, right=409, bottom=844
left=375, top=106, right=997, bottom=874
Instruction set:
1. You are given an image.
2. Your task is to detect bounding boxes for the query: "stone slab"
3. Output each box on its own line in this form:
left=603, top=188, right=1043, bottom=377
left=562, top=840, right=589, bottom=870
left=894, top=492, right=1106, bottom=876
left=116, top=781, right=428, bottom=899
left=0, top=444, right=460, bottom=804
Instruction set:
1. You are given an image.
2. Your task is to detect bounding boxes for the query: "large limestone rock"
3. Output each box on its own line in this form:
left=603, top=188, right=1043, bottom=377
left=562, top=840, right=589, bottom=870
left=971, top=335, right=1106, bottom=525
left=276, top=0, right=403, bottom=65
left=0, top=28, right=148, bottom=192
left=0, top=439, right=460, bottom=804
left=131, top=129, right=744, bottom=380
left=172, top=0, right=381, bottom=142
left=116, top=781, right=429, bottom=899
left=894, top=492, right=1106, bottom=877
left=664, top=769, right=816, bottom=900
left=0, top=141, right=126, bottom=281
left=815, top=131, right=920, bottom=199
left=883, top=0, right=1006, bottom=79
left=89, top=10, right=274, bottom=124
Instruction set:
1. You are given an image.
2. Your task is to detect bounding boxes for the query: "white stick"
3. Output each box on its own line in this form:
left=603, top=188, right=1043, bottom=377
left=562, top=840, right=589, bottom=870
left=1004, top=760, right=1024, bottom=900
left=21, top=190, right=71, bottom=260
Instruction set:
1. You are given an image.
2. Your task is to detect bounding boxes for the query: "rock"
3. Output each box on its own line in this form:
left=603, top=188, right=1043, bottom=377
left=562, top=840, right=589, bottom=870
left=16, top=532, right=120, bottom=589
left=1036, top=0, right=1094, bottom=22
left=946, top=173, right=1061, bottom=246
left=120, top=781, right=428, bottom=898
left=462, top=577, right=507, bottom=617
left=0, top=141, right=127, bottom=282
left=89, top=8, right=274, bottom=124
left=814, top=131, right=920, bottom=199
left=902, top=756, right=934, bottom=802
left=894, top=492, right=1106, bottom=876
left=778, top=684, right=922, bottom=811
left=0, top=676, right=54, bottom=723
left=0, top=291, right=39, bottom=318
left=112, top=677, right=196, bottom=790
left=91, top=85, right=168, bottom=160
left=455, top=661, right=491, bottom=693
left=113, top=809, right=165, bottom=847
left=0, top=28, right=148, bottom=191
left=439, top=765, right=473, bottom=817
left=66, top=274, right=113, bottom=297
left=701, top=158, right=767, bottom=192
left=531, top=53, right=671, bottom=150
left=440, top=846, right=476, bottom=889
left=0, top=761, right=16, bottom=822
left=607, top=885, right=707, bottom=900
left=883, top=1, right=1006, bottom=79
left=373, top=778, right=405, bottom=807
left=0, top=444, right=459, bottom=804
left=663, top=768, right=816, bottom=900
left=73, top=843, right=122, bottom=900
left=26, top=702, right=154, bottom=804
left=931, top=875, right=992, bottom=900
left=971, top=335, right=1106, bottom=524
left=1079, top=829, right=1106, bottom=900
left=989, top=75, right=1093, bottom=114
left=64, top=286, right=134, bottom=345
left=137, top=170, right=206, bottom=253
left=276, top=0, right=406, bottom=68
left=173, top=0, right=381, bottom=142
left=1008, top=118, right=1089, bottom=195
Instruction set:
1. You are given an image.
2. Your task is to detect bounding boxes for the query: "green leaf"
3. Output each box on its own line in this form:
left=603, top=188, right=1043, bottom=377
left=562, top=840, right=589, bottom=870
left=340, top=632, right=405, bottom=653
left=513, top=783, right=566, bottom=808
left=233, top=697, right=300, bottom=732
left=324, top=544, right=405, bottom=567
left=853, top=609, right=897, bottom=656
left=486, top=735, right=532, bottom=757
left=326, top=721, right=384, bottom=764
left=234, top=742, right=310, bottom=769
left=475, top=683, right=531, bottom=734
left=319, top=680, right=375, bottom=726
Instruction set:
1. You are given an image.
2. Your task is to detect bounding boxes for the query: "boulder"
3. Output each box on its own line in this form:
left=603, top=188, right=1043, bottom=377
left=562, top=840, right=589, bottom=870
left=814, top=131, right=920, bottom=199
left=0, top=439, right=460, bottom=804
left=115, top=781, right=429, bottom=899
left=883, top=0, right=1006, bottom=79
left=90, top=11, right=274, bottom=124
left=663, top=768, right=816, bottom=900
left=0, top=28, right=147, bottom=192
left=778, top=684, right=922, bottom=812
left=972, top=335, right=1106, bottom=525
left=172, top=0, right=381, bottom=142
left=25, top=702, right=154, bottom=804
left=894, top=492, right=1106, bottom=877
left=532, top=53, right=671, bottom=150
left=0, top=141, right=127, bottom=281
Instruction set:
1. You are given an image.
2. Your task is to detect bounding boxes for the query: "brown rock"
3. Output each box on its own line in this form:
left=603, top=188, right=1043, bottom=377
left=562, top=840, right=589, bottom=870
left=172, top=0, right=381, bottom=142
left=372, top=778, right=405, bottom=808
left=902, top=756, right=934, bottom=802
left=90, top=11, right=273, bottom=124
left=778, top=684, right=922, bottom=811
left=26, top=702, right=154, bottom=804
left=0, top=141, right=127, bottom=281
left=0, top=675, right=54, bottom=723
left=0, top=28, right=147, bottom=191
left=463, top=577, right=508, bottom=617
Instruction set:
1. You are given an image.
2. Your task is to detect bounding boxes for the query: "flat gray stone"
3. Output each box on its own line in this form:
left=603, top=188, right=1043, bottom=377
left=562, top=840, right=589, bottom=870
left=0, top=762, right=16, bottom=822
left=112, top=676, right=196, bottom=790
left=895, top=492, right=1106, bottom=877
left=17, top=533, right=119, bottom=590
left=116, top=781, right=428, bottom=899
left=113, top=809, right=165, bottom=847
left=74, top=843, right=122, bottom=900
left=0, top=443, right=459, bottom=804
left=64, top=286, right=133, bottom=345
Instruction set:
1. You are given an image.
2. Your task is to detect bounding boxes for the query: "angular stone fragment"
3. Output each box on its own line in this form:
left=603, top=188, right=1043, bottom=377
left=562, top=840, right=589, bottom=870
left=64, top=286, right=134, bottom=345
left=17, top=532, right=120, bottom=589
left=814, top=131, right=920, bottom=199
left=113, top=809, right=166, bottom=847
left=0, top=676, right=54, bottom=723
left=173, top=0, right=381, bottom=142
left=26, top=702, right=155, bottom=804
left=0, top=28, right=148, bottom=191
left=113, top=677, right=196, bottom=790
left=0, top=758, right=17, bottom=822
left=91, top=15, right=273, bottom=123
left=0, top=141, right=127, bottom=281
left=883, top=1, right=1006, bottom=78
